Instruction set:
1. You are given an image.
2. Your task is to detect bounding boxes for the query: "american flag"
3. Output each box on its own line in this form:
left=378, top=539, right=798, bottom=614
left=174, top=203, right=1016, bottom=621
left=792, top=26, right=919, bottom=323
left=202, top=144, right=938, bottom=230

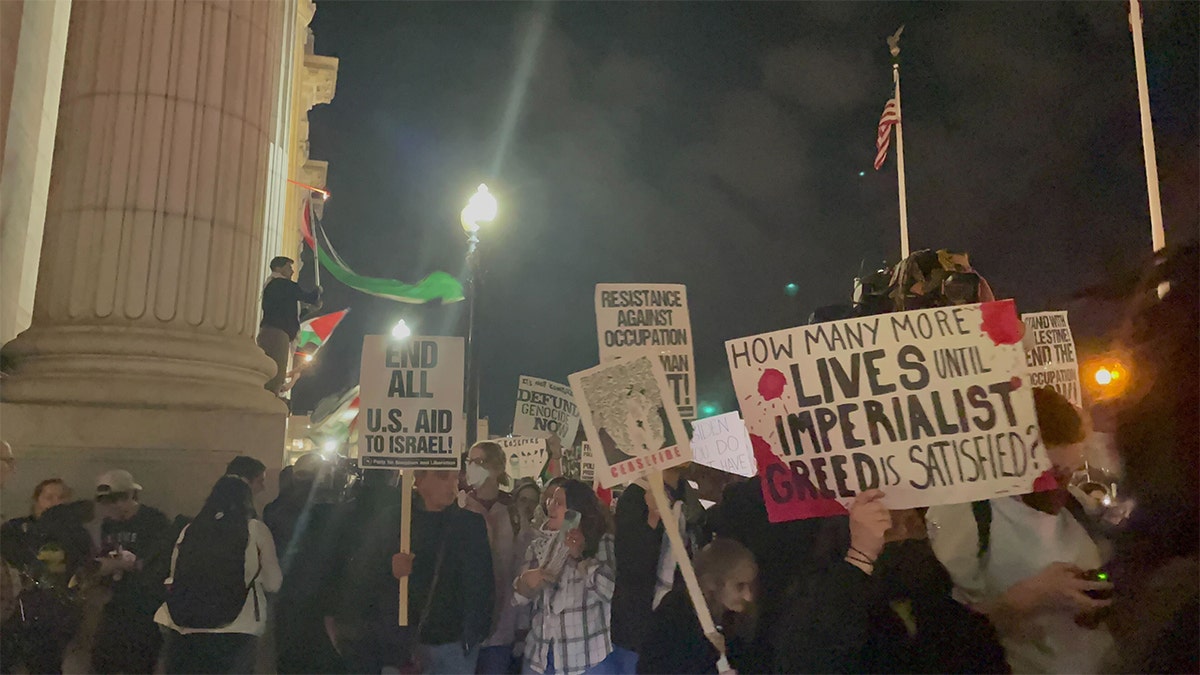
left=874, top=98, right=900, bottom=170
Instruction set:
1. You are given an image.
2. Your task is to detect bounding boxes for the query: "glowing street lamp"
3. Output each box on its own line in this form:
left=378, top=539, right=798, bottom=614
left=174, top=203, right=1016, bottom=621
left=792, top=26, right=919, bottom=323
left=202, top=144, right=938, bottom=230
left=461, top=183, right=499, bottom=445
left=392, top=319, right=412, bottom=340
left=461, top=184, right=498, bottom=237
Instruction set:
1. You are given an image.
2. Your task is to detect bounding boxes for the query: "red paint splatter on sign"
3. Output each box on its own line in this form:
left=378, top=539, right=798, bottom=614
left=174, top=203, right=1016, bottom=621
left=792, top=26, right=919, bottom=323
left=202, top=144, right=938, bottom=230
left=750, top=435, right=849, bottom=522
left=758, top=368, right=786, bottom=401
left=1032, top=469, right=1059, bottom=493
left=979, top=300, right=1023, bottom=346
left=1010, top=376, right=1023, bottom=390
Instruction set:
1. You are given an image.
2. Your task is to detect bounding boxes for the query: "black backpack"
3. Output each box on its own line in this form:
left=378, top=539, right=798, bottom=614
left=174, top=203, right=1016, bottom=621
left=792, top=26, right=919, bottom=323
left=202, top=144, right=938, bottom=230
left=166, top=514, right=260, bottom=629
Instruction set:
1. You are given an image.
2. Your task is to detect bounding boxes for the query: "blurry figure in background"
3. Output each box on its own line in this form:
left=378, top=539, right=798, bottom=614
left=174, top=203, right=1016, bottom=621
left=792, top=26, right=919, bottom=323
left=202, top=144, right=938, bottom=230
left=319, top=470, right=406, bottom=673
left=610, top=465, right=704, bottom=672
left=774, top=492, right=1008, bottom=673
left=1, top=478, right=77, bottom=674
left=156, top=476, right=282, bottom=673
left=264, top=452, right=325, bottom=560
left=0, top=442, right=22, bottom=663
left=926, top=386, right=1114, bottom=673
left=886, top=249, right=995, bottom=311
left=462, top=442, right=519, bottom=674
left=224, top=456, right=268, bottom=499
left=1104, top=243, right=1198, bottom=673
left=257, top=256, right=321, bottom=395
left=514, top=479, right=616, bottom=675
left=90, top=470, right=173, bottom=674
left=510, top=478, right=542, bottom=538
left=638, top=538, right=757, bottom=675
left=512, top=478, right=567, bottom=669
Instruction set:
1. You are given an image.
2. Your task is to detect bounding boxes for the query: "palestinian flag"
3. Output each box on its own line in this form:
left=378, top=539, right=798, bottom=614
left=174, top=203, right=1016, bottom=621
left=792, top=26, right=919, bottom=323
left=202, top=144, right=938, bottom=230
left=297, top=309, right=349, bottom=354
left=302, top=196, right=465, bottom=304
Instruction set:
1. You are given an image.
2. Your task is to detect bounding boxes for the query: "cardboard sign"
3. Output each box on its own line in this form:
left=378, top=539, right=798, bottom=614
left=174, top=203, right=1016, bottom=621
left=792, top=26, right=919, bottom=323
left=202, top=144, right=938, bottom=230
left=511, top=376, right=581, bottom=445
left=690, top=412, right=756, bottom=478
left=569, top=354, right=693, bottom=488
left=580, top=441, right=596, bottom=484
left=495, top=436, right=548, bottom=480
left=726, top=301, right=1043, bottom=519
left=358, top=336, right=464, bottom=469
left=595, top=284, right=697, bottom=421
left=1021, top=311, right=1082, bottom=407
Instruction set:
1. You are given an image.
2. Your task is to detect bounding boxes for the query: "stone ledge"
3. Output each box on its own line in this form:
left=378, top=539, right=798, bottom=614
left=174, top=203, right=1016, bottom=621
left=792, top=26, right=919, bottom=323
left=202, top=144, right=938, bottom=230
left=0, top=401, right=286, bottom=518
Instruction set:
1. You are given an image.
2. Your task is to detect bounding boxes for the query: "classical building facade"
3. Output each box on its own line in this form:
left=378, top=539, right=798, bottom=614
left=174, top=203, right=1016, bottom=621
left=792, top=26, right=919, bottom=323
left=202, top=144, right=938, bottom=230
left=1, top=0, right=338, bottom=517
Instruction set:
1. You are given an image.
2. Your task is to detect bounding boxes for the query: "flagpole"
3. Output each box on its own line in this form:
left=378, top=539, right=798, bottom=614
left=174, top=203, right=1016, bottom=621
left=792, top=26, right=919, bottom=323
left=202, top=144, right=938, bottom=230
left=889, top=28, right=911, bottom=260
left=1128, top=0, right=1165, bottom=255
left=307, top=194, right=321, bottom=287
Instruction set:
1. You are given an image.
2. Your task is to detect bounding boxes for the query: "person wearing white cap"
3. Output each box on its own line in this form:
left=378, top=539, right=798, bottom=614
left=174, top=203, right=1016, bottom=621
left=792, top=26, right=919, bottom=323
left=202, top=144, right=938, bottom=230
left=91, top=469, right=173, bottom=674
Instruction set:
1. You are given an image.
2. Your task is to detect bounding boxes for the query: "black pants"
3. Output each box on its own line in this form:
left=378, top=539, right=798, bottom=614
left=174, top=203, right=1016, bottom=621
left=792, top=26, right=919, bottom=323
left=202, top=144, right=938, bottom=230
left=164, top=631, right=257, bottom=674
left=92, top=611, right=163, bottom=675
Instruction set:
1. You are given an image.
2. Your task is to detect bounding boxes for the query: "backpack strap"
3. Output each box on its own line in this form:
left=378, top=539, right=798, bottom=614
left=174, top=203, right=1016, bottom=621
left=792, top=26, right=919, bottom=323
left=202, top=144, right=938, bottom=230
left=415, top=533, right=449, bottom=643
left=971, top=500, right=992, bottom=559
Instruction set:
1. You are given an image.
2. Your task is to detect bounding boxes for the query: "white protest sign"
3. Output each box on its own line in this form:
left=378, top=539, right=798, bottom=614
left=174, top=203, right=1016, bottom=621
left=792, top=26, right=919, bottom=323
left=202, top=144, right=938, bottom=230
left=726, top=300, right=1043, bottom=514
left=511, top=376, right=581, bottom=445
left=580, top=442, right=596, bottom=484
left=569, top=354, right=693, bottom=488
left=690, top=412, right=756, bottom=478
left=495, top=436, right=548, bottom=480
left=595, top=284, right=697, bottom=421
left=1021, top=311, right=1082, bottom=407
left=358, top=336, right=464, bottom=470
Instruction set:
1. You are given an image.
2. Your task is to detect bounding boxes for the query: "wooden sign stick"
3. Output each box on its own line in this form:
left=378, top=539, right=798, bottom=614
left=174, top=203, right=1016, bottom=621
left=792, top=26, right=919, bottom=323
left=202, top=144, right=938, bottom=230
left=398, top=469, right=413, bottom=626
left=647, top=471, right=731, bottom=673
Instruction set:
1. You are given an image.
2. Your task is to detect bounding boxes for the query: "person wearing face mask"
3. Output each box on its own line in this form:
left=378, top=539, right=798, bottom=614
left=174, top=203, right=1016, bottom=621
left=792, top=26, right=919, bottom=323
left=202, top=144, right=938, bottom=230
left=462, top=442, right=518, bottom=674
left=638, top=538, right=757, bottom=675
left=773, top=491, right=1008, bottom=673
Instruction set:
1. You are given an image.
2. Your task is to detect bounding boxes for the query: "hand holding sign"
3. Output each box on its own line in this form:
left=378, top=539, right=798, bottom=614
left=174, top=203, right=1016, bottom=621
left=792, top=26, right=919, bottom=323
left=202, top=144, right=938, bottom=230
left=847, top=490, right=890, bottom=567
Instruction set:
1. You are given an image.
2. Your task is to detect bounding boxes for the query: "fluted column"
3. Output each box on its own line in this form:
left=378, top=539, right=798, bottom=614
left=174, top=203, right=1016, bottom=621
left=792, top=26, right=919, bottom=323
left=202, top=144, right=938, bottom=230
left=3, top=0, right=285, bottom=412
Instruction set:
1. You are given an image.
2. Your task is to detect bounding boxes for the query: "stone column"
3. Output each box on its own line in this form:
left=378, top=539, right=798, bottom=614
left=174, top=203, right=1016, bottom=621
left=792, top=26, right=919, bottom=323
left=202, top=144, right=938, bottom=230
left=1, top=0, right=290, bottom=517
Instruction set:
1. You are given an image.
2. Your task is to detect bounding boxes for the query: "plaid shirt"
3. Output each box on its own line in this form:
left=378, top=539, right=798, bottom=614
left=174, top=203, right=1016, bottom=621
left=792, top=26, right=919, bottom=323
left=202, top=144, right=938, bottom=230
left=515, top=533, right=616, bottom=675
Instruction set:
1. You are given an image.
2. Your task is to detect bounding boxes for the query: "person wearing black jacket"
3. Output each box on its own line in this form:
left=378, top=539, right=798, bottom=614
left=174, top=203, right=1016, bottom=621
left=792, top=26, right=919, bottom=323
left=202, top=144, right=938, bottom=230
left=610, top=468, right=705, bottom=671
left=90, top=470, right=174, bottom=675
left=773, top=491, right=1008, bottom=674
left=258, top=256, right=320, bottom=394
left=638, top=539, right=757, bottom=675
left=326, top=469, right=493, bottom=674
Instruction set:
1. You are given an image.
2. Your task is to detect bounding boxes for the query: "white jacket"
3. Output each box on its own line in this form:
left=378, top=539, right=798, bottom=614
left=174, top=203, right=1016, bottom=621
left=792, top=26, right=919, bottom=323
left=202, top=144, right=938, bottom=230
left=155, top=519, right=282, bottom=636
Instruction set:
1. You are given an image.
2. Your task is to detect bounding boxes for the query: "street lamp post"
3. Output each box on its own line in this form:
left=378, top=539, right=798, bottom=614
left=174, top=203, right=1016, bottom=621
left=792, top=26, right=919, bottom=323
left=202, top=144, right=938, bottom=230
left=461, top=185, right=497, bottom=447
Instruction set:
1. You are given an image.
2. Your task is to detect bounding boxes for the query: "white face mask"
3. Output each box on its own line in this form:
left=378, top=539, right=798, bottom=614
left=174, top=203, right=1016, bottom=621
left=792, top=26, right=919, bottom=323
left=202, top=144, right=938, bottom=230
left=465, top=462, right=490, bottom=489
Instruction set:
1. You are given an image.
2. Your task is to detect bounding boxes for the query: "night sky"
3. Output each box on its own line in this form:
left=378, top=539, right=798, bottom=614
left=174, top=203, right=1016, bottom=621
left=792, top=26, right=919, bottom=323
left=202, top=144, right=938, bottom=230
left=295, top=1, right=1198, bottom=433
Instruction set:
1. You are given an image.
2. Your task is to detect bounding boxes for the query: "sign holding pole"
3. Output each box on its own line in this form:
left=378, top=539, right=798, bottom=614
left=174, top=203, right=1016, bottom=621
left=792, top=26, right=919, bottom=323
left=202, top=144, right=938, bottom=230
left=570, top=354, right=722, bottom=667
left=358, top=334, right=464, bottom=625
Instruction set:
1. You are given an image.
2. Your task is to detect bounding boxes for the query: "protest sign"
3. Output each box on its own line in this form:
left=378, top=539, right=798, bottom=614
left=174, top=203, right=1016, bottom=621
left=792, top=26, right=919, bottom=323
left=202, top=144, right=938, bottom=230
left=496, top=436, right=548, bottom=481
left=358, top=335, right=464, bottom=469
left=595, top=284, right=697, bottom=421
left=690, top=412, right=756, bottom=478
left=580, top=442, right=596, bottom=484
left=1021, top=311, right=1082, bottom=407
left=569, top=354, right=693, bottom=488
left=511, top=376, right=581, bottom=445
left=726, top=300, right=1043, bottom=520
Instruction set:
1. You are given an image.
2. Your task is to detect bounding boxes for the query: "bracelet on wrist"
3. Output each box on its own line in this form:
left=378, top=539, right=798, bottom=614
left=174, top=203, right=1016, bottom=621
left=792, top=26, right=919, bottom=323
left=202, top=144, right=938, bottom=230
left=849, top=546, right=877, bottom=564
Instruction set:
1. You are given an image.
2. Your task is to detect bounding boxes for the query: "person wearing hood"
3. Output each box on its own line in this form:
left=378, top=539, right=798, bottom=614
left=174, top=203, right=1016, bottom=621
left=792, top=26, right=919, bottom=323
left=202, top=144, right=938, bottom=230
left=462, top=441, right=518, bottom=674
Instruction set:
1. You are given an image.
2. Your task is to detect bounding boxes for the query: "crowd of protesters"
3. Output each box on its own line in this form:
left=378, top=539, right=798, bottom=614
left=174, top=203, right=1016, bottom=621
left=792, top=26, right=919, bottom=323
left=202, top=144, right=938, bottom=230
left=0, top=244, right=1195, bottom=675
